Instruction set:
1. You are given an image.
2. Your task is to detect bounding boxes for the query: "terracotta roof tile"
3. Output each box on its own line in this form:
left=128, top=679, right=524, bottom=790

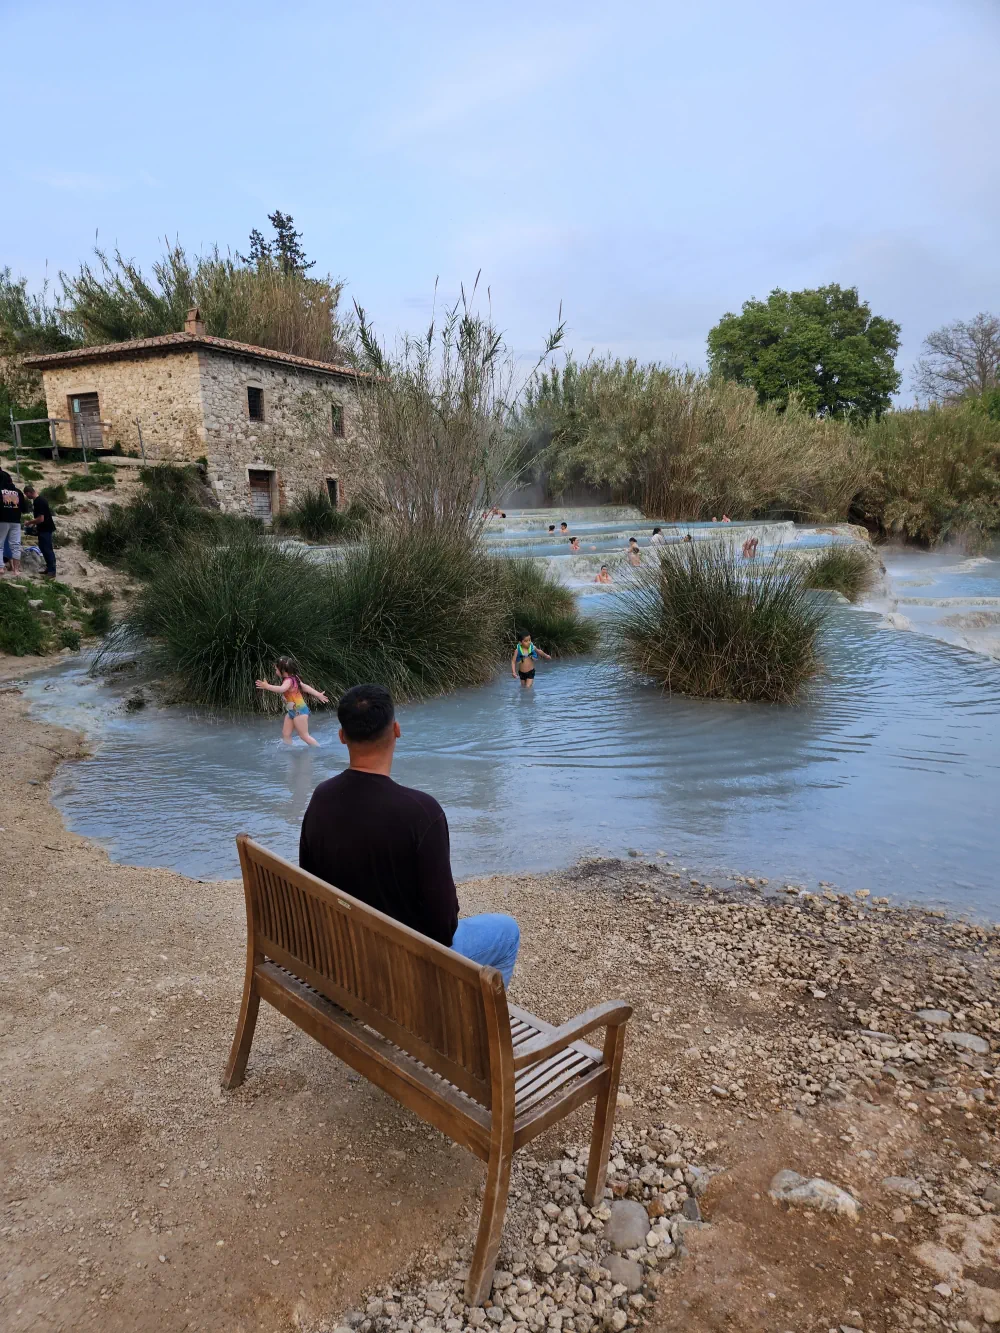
left=23, top=330, right=360, bottom=378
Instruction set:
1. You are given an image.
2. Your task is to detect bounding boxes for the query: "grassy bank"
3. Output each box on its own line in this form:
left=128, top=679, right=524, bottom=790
left=607, top=543, right=826, bottom=703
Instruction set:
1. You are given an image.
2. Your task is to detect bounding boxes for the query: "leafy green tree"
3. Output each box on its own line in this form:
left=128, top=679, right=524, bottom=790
left=707, top=283, right=901, bottom=419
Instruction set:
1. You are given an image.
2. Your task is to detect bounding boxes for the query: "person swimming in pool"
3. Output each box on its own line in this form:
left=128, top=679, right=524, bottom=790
left=569, top=536, right=580, bottom=552
left=255, top=656, right=329, bottom=746
left=511, top=632, right=551, bottom=688
left=595, top=565, right=612, bottom=584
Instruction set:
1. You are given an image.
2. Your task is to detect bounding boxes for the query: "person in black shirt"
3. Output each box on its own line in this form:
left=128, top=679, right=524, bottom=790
left=299, top=683, right=520, bottom=985
left=0, top=468, right=25, bottom=575
left=23, top=486, right=56, bottom=576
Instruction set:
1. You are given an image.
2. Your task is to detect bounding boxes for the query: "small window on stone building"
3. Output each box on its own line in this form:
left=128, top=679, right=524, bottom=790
left=331, top=402, right=344, bottom=437
left=326, top=477, right=339, bottom=508
left=247, top=387, right=264, bottom=422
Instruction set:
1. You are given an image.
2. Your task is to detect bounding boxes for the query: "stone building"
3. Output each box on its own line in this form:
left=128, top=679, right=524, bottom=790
left=23, top=309, right=361, bottom=518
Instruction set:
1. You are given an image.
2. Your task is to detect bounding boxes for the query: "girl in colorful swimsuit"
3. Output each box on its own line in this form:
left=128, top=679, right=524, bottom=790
left=511, top=632, right=551, bottom=689
left=255, top=656, right=329, bottom=746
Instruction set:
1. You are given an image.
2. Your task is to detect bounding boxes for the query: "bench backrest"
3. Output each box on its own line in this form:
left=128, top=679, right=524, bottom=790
left=236, top=835, right=508, bottom=1107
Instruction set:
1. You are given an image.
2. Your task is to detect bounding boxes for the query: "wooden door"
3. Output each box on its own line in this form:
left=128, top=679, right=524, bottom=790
left=248, top=469, right=273, bottom=520
left=70, top=393, right=102, bottom=452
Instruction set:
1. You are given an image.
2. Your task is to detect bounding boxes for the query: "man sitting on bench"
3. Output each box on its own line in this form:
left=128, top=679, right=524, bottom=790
left=299, top=683, right=521, bottom=985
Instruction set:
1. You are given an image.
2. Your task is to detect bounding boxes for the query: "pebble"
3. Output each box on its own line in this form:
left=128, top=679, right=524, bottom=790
left=768, top=1170, right=861, bottom=1219
left=915, top=1009, right=951, bottom=1026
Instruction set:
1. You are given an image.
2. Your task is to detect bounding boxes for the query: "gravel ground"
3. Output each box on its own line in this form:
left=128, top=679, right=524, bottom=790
left=1, top=681, right=998, bottom=1333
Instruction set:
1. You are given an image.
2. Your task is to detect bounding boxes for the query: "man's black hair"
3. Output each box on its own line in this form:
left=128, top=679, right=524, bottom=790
left=559, top=521, right=568, bottom=528
left=652, top=526, right=661, bottom=534
left=337, top=683, right=395, bottom=742
left=629, top=536, right=638, bottom=544
left=548, top=525, right=555, bottom=532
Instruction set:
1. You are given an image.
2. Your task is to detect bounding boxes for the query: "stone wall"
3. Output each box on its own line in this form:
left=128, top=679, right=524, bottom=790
left=39, top=351, right=204, bottom=460
left=196, top=350, right=361, bottom=515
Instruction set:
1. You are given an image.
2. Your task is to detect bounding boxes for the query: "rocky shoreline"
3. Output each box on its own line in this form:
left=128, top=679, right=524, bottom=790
left=1, top=680, right=998, bottom=1333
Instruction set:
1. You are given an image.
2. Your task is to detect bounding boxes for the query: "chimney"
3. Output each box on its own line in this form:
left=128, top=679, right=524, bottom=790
left=184, top=306, right=206, bottom=335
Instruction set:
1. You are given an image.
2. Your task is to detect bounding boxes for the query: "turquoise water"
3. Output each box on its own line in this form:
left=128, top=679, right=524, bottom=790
left=22, top=526, right=1000, bottom=917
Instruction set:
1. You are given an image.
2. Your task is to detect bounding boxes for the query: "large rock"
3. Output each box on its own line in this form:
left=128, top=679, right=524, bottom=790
left=916, top=1009, right=951, bottom=1026
left=912, top=1241, right=963, bottom=1284
left=602, top=1200, right=651, bottom=1251
left=940, top=1031, right=990, bottom=1055
left=603, top=1255, right=643, bottom=1292
left=768, top=1170, right=860, bottom=1219
left=881, top=1176, right=922, bottom=1199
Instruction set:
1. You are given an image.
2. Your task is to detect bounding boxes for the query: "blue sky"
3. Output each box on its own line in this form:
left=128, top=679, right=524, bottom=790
left=4, top=0, right=999, bottom=394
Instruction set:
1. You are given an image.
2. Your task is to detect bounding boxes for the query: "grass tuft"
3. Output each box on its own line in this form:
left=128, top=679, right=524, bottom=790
left=607, top=542, right=827, bottom=703
left=493, top=557, right=598, bottom=656
left=0, top=582, right=49, bottom=655
left=81, top=464, right=254, bottom=577
left=802, top=545, right=878, bottom=602
left=273, top=488, right=362, bottom=543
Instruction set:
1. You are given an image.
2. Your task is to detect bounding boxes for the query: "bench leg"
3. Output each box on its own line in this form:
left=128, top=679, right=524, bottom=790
left=465, top=1141, right=513, bottom=1306
left=583, top=1023, right=627, bottom=1208
left=222, top=971, right=260, bottom=1090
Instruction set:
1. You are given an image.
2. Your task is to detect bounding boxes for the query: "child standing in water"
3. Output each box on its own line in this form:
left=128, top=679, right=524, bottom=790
left=255, top=656, right=329, bottom=746
left=511, top=632, right=551, bottom=688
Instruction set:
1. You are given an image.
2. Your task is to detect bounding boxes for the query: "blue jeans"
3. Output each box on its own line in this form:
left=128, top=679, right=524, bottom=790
left=452, top=913, right=520, bottom=987
left=37, top=530, right=56, bottom=574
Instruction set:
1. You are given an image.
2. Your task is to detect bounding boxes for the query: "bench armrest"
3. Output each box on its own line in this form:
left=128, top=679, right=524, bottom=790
left=512, top=1001, right=632, bottom=1071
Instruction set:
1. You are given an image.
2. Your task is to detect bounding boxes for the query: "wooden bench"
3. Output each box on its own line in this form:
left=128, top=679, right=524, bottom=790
left=223, top=835, right=632, bottom=1304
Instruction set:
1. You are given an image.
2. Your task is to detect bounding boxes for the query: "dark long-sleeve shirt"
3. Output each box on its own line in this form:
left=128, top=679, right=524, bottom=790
left=299, top=768, right=459, bottom=946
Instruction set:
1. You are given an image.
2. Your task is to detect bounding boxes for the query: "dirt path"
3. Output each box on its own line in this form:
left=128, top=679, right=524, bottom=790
left=1, top=682, right=998, bottom=1333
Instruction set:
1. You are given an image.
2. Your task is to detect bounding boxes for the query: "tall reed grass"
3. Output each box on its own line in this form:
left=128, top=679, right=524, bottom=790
left=607, top=543, right=827, bottom=703
left=856, top=406, right=1000, bottom=543
left=530, top=360, right=867, bottom=522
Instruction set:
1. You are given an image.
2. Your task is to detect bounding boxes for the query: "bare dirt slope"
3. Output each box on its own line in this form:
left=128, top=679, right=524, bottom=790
left=1, top=685, right=998, bottom=1333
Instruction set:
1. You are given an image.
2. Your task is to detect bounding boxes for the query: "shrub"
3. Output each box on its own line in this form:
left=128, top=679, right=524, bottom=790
left=17, top=462, right=45, bottom=481
left=102, top=529, right=336, bottom=710
left=607, top=542, right=827, bottom=703
left=493, top=557, right=598, bottom=656
left=42, top=483, right=67, bottom=504
left=81, top=464, right=243, bottom=577
left=856, top=405, right=1000, bottom=543
left=68, top=470, right=115, bottom=492
left=325, top=528, right=505, bottom=699
left=59, top=627, right=82, bottom=651
left=802, top=545, right=878, bottom=602
left=0, top=582, right=49, bottom=655
left=82, top=589, right=114, bottom=636
left=529, top=359, right=867, bottom=521
left=104, top=527, right=512, bottom=710
left=275, top=488, right=361, bottom=542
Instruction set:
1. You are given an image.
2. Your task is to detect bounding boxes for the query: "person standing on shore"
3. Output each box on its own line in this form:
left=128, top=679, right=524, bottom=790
left=23, top=486, right=57, bottom=577
left=0, top=468, right=24, bottom=576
